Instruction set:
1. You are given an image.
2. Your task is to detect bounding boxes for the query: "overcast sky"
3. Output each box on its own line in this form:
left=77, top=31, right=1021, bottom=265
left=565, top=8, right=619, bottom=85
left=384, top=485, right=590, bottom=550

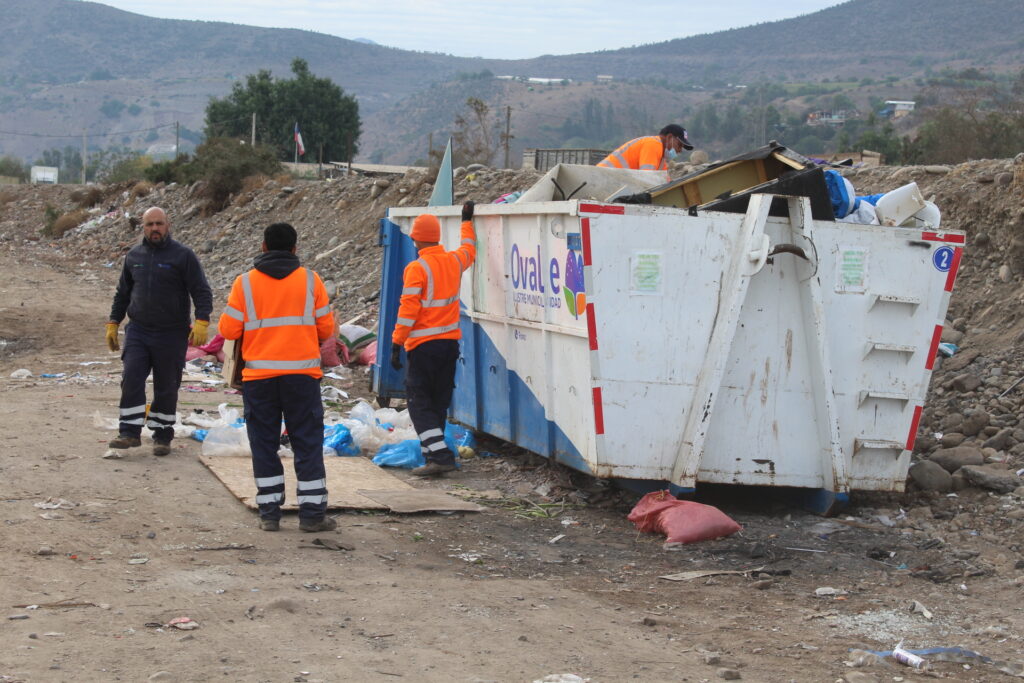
left=89, top=0, right=844, bottom=59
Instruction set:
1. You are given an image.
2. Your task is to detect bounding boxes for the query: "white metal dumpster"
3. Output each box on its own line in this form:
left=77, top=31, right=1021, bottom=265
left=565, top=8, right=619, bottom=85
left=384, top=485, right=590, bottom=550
left=375, top=195, right=963, bottom=512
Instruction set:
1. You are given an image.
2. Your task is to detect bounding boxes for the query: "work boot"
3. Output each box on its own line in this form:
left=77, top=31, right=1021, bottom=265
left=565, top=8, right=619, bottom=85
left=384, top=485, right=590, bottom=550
left=411, top=461, right=457, bottom=477
left=299, top=516, right=338, bottom=533
left=259, top=518, right=280, bottom=532
left=108, top=434, right=141, bottom=449
left=152, top=441, right=171, bottom=457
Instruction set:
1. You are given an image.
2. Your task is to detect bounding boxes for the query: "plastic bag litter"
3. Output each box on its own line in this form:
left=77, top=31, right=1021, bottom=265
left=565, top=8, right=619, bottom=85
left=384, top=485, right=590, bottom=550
left=323, top=423, right=359, bottom=456
left=627, top=490, right=742, bottom=546
left=342, top=400, right=417, bottom=452
left=93, top=410, right=120, bottom=431
left=201, top=424, right=250, bottom=456
left=10, top=368, right=32, bottom=379
left=372, top=439, right=425, bottom=469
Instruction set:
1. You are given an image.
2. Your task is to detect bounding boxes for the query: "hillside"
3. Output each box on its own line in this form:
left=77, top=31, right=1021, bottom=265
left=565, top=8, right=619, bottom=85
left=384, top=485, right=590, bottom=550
left=0, top=0, right=1021, bottom=164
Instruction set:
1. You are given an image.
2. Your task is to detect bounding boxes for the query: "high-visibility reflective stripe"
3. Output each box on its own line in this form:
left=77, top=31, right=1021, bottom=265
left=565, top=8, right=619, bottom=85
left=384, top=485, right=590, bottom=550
left=147, top=411, right=176, bottom=423
left=121, top=417, right=145, bottom=426
left=256, top=493, right=284, bottom=505
left=120, top=405, right=146, bottom=416
left=245, top=358, right=320, bottom=370
left=314, top=305, right=330, bottom=317
left=397, top=317, right=415, bottom=327
left=639, top=163, right=657, bottom=170
left=423, top=295, right=458, bottom=308
left=453, top=251, right=466, bottom=270
left=243, top=315, right=314, bottom=331
left=419, top=428, right=443, bottom=440
left=303, top=269, right=315, bottom=319
left=241, top=273, right=258, bottom=321
left=223, top=305, right=244, bottom=321
left=416, top=258, right=435, bottom=302
left=426, top=440, right=448, bottom=452
left=297, top=478, right=326, bottom=491
left=402, top=287, right=421, bottom=296
left=297, top=494, right=327, bottom=505
left=461, top=238, right=474, bottom=245
left=409, top=322, right=459, bottom=338
left=255, top=475, right=285, bottom=487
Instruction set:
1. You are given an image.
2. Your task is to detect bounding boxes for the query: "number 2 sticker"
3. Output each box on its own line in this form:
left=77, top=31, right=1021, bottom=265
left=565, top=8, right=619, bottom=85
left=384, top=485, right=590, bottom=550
left=932, top=246, right=954, bottom=272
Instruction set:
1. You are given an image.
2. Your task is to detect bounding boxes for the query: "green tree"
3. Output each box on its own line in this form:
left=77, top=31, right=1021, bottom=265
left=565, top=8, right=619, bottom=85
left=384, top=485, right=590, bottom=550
left=449, top=97, right=499, bottom=167
left=36, top=147, right=83, bottom=183
left=0, top=155, right=28, bottom=181
left=204, top=58, right=360, bottom=162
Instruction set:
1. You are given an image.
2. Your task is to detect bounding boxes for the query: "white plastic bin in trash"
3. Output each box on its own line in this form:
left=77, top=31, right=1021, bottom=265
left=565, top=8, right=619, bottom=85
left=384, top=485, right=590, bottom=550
left=375, top=194, right=963, bottom=513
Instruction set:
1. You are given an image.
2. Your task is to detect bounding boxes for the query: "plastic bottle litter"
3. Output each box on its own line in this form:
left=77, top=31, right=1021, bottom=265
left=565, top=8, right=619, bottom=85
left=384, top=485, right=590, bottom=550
left=893, top=643, right=928, bottom=670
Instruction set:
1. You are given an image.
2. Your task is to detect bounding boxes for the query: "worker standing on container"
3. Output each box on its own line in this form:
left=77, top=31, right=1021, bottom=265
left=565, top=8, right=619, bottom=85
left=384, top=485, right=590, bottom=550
left=218, top=223, right=337, bottom=532
left=597, top=124, right=694, bottom=172
left=106, top=206, right=212, bottom=456
left=390, top=201, right=477, bottom=477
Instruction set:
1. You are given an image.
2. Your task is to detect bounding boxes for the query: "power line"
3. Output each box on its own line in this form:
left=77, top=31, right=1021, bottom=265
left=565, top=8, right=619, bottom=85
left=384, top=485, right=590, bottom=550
left=0, top=113, right=251, bottom=140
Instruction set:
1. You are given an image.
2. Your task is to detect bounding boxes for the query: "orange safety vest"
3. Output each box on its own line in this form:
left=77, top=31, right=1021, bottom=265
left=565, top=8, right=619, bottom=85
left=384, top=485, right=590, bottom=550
left=219, top=266, right=334, bottom=381
left=597, top=135, right=667, bottom=171
left=392, top=220, right=476, bottom=351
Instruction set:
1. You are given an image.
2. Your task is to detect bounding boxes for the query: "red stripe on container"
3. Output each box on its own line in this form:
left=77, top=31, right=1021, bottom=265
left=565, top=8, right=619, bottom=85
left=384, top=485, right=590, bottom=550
left=944, top=246, right=963, bottom=292
left=905, top=405, right=923, bottom=451
left=579, top=203, right=625, bottom=215
left=581, top=217, right=593, bottom=266
left=925, top=324, right=943, bottom=370
left=586, top=303, right=598, bottom=350
left=921, top=231, right=965, bottom=244
left=592, top=387, right=605, bottom=435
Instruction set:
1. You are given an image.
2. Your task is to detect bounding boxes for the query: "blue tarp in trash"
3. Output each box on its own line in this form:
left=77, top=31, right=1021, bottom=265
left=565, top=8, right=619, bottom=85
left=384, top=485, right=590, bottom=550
left=372, top=421, right=475, bottom=469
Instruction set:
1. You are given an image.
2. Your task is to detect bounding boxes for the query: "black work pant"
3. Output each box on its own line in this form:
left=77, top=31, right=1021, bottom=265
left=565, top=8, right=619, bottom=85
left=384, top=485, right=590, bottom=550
left=406, top=339, right=459, bottom=466
left=119, top=322, right=188, bottom=443
left=243, top=374, right=327, bottom=521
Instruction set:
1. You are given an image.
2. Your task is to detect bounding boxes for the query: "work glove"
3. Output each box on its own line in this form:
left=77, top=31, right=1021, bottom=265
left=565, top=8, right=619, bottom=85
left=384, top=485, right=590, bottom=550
left=390, top=343, right=403, bottom=371
left=105, top=322, right=120, bottom=352
left=188, top=320, right=209, bottom=347
left=462, top=200, right=475, bottom=222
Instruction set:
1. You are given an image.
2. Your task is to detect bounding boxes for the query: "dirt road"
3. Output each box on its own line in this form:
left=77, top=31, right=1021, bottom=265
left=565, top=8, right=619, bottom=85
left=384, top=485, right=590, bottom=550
left=1, top=246, right=1021, bottom=683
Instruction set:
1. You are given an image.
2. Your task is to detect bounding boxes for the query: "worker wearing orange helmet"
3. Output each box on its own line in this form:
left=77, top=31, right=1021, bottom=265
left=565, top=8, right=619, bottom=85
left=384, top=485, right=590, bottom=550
left=390, top=201, right=477, bottom=477
left=597, top=124, right=694, bottom=172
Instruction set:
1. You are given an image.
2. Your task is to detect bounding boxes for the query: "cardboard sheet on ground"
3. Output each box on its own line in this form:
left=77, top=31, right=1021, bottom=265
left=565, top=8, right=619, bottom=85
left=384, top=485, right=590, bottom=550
left=199, top=455, right=418, bottom=511
left=356, top=489, right=484, bottom=513
left=199, top=456, right=481, bottom=512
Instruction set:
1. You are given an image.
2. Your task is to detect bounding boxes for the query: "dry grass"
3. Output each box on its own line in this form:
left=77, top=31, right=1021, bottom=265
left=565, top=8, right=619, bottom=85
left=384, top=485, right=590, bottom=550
left=129, top=181, right=154, bottom=200
left=274, top=173, right=292, bottom=185
left=234, top=175, right=271, bottom=207
left=48, top=208, right=91, bottom=238
left=70, top=186, right=104, bottom=209
left=0, top=190, right=15, bottom=207
left=284, top=189, right=306, bottom=210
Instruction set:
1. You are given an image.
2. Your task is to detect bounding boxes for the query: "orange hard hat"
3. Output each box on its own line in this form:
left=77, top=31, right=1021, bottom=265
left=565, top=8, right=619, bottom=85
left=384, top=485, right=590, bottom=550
left=411, top=214, right=440, bottom=242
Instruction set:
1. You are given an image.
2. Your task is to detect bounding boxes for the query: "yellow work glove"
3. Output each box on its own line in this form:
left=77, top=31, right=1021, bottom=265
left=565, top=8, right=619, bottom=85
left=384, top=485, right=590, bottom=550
left=188, top=320, right=209, bottom=347
left=105, top=322, right=120, bottom=352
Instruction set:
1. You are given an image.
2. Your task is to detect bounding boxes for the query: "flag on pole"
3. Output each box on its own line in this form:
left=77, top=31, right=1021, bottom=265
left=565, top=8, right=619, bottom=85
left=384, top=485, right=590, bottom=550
left=294, top=122, right=305, bottom=156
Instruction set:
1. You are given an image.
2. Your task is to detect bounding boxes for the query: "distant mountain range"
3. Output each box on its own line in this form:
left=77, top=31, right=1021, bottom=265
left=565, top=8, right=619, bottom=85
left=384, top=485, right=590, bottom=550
left=1, top=0, right=1021, bottom=164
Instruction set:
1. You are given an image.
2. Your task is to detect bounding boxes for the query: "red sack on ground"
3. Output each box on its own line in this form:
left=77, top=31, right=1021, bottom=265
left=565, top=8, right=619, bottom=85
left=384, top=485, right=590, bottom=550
left=627, top=490, right=742, bottom=544
left=198, top=333, right=225, bottom=355
left=355, top=340, right=377, bottom=365
left=185, top=346, right=206, bottom=362
left=320, top=337, right=346, bottom=367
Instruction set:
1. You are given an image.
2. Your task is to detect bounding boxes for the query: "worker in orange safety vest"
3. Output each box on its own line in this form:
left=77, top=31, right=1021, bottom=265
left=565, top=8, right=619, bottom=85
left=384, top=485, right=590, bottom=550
left=597, top=123, right=694, bottom=172
left=390, top=201, right=477, bottom=477
left=219, top=222, right=337, bottom=533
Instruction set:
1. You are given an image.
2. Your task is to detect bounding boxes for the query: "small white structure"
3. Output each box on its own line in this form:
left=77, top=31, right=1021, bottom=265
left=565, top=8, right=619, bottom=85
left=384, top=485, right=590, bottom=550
left=886, top=100, right=916, bottom=119
left=30, top=166, right=58, bottom=184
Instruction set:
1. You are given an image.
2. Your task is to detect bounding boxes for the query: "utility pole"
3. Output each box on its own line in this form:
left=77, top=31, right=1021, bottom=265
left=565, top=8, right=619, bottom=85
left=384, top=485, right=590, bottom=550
left=502, top=106, right=513, bottom=168
left=251, top=112, right=256, bottom=147
left=428, top=132, right=433, bottom=166
left=346, top=131, right=353, bottom=175
left=175, top=121, right=180, bottom=159
left=81, top=129, right=87, bottom=184
left=318, top=143, right=323, bottom=177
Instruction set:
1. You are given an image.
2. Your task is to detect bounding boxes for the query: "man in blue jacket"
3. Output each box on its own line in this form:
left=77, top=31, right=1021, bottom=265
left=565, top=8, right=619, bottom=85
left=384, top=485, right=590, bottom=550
left=106, top=207, right=212, bottom=456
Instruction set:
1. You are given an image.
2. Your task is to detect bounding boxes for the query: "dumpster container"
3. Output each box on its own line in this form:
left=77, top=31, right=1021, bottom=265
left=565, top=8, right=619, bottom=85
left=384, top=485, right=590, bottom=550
left=373, top=195, right=963, bottom=513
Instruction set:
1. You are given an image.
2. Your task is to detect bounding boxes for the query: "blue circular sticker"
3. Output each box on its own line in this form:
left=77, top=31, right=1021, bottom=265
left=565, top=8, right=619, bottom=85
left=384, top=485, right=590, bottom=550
left=932, top=246, right=954, bottom=272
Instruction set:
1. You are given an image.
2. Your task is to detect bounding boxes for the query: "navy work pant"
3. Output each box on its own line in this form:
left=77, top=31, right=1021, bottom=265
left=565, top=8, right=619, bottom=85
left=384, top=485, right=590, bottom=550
left=119, top=322, right=188, bottom=443
left=242, top=374, right=327, bottom=521
left=406, top=339, right=459, bottom=466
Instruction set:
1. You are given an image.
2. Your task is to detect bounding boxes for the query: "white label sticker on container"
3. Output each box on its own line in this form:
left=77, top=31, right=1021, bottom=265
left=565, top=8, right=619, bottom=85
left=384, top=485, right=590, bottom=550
left=836, top=246, right=868, bottom=293
left=631, top=251, right=663, bottom=295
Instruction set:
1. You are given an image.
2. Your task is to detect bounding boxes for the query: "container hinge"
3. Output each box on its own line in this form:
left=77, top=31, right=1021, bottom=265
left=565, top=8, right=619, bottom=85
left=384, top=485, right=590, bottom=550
left=858, top=390, right=911, bottom=406
left=854, top=438, right=905, bottom=455
left=868, top=294, right=921, bottom=310
left=862, top=341, right=917, bottom=359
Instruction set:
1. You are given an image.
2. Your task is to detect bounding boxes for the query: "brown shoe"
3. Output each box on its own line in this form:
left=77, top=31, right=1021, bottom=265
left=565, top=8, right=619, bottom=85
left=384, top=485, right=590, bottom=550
left=411, top=461, right=457, bottom=477
left=259, top=518, right=280, bottom=532
left=108, top=434, right=141, bottom=449
left=152, top=441, right=171, bottom=456
left=299, top=516, right=337, bottom=533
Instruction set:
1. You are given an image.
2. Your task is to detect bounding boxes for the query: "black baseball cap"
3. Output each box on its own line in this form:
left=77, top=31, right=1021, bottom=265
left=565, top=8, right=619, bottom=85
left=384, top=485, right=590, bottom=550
left=660, top=124, right=694, bottom=150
